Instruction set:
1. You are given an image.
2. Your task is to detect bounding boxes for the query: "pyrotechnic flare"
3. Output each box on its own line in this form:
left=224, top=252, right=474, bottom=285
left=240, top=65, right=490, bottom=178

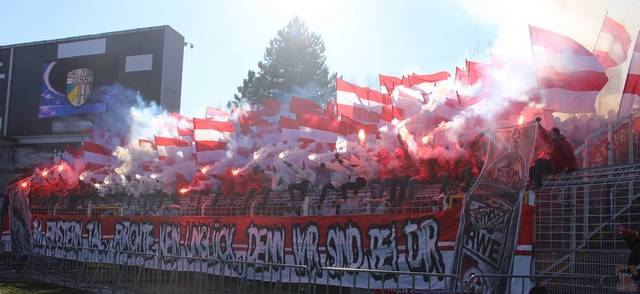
left=358, top=129, right=366, bottom=144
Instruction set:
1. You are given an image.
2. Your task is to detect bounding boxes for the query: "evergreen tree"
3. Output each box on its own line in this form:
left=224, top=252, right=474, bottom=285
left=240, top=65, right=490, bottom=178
left=231, top=17, right=336, bottom=108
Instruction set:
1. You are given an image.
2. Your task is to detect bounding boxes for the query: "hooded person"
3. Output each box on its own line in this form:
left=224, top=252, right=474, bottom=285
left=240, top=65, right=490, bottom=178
left=529, top=118, right=577, bottom=187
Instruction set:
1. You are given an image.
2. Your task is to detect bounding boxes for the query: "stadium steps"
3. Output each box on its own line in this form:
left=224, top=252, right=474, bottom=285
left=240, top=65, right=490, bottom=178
left=534, top=164, right=640, bottom=282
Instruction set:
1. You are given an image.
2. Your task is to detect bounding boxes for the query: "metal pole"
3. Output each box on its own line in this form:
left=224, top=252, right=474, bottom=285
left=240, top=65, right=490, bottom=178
left=2, top=45, right=14, bottom=136
left=628, top=117, right=634, bottom=163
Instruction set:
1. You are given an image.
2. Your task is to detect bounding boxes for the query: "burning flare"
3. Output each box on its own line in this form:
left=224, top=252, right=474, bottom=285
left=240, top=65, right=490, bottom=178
left=518, top=115, right=525, bottom=125
left=358, top=129, right=366, bottom=144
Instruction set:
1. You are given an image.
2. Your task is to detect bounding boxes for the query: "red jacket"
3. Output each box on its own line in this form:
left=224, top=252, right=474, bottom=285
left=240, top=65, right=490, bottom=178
left=538, top=126, right=578, bottom=174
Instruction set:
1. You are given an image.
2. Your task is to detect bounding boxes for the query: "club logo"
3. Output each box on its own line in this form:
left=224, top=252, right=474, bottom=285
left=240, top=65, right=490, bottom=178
left=66, top=68, right=94, bottom=107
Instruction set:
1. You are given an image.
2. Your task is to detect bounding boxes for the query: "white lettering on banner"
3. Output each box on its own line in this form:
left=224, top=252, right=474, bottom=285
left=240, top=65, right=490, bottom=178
left=368, top=224, right=399, bottom=281
left=326, top=222, right=364, bottom=278
left=27, top=214, right=530, bottom=290
left=292, top=223, right=322, bottom=277
left=404, top=218, right=446, bottom=282
left=245, top=223, right=286, bottom=272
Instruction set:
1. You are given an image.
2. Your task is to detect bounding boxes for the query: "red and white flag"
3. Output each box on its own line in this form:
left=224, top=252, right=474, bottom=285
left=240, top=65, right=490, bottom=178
left=290, top=96, right=324, bottom=117
left=138, top=138, right=156, bottom=150
left=154, top=136, right=194, bottom=160
left=455, top=60, right=493, bottom=108
left=336, top=78, right=391, bottom=124
left=379, top=74, right=403, bottom=95
left=530, top=25, right=608, bottom=113
left=405, top=71, right=450, bottom=89
left=297, top=113, right=343, bottom=144
left=279, top=116, right=299, bottom=142
left=193, top=118, right=232, bottom=164
left=618, top=32, right=640, bottom=118
left=171, top=113, right=194, bottom=142
left=205, top=107, right=231, bottom=121
left=594, top=16, right=632, bottom=70
left=83, top=141, right=114, bottom=169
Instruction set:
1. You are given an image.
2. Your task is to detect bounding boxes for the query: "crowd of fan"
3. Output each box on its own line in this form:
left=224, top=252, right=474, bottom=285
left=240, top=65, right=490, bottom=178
left=26, top=123, right=578, bottom=216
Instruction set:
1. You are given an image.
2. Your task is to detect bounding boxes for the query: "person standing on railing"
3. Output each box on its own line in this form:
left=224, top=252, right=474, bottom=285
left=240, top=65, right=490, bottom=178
left=529, top=118, right=577, bottom=188
left=285, top=160, right=316, bottom=202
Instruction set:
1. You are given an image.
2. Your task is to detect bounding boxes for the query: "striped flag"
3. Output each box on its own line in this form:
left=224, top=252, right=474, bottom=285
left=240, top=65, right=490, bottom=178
left=138, top=138, right=156, bottom=149
left=530, top=25, right=608, bottom=113
left=297, top=113, right=343, bottom=144
left=279, top=116, right=299, bottom=142
left=336, top=78, right=391, bottom=124
left=171, top=113, right=194, bottom=142
left=594, top=16, right=632, bottom=70
left=82, top=141, right=114, bottom=170
left=193, top=118, right=232, bottom=164
left=455, top=60, right=492, bottom=108
left=618, top=32, right=640, bottom=118
left=205, top=107, right=230, bottom=121
left=154, top=136, right=193, bottom=160
left=379, top=74, right=403, bottom=95
left=290, top=96, right=324, bottom=117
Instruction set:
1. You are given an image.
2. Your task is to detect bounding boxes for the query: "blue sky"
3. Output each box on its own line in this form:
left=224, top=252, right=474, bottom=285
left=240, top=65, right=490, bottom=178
left=2, top=0, right=497, bottom=117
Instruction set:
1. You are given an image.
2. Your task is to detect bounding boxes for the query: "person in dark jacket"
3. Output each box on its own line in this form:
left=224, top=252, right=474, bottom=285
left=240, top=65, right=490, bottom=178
left=529, top=119, right=577, bottom=187
left=617, top=225, right=640, bottom=266
left=617, top=224, right=640, bottom=288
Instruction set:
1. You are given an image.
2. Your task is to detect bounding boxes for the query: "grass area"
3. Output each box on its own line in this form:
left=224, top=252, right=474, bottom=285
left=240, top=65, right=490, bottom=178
left=0, top=282, right=87, bottom=294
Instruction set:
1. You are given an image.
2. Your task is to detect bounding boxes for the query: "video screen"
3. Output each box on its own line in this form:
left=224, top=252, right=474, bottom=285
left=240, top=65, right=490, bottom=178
left=39, top=55, right=118, bottom=118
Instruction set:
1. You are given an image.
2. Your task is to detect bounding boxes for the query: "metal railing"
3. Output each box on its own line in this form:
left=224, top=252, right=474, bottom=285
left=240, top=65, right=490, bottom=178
left=29, top=184, right=462, bottom=218
left=466, top=273, right=615, bottom=294
left=533, top=163, right=640, bottom=293
left=574, top=113, right=640, bottom=169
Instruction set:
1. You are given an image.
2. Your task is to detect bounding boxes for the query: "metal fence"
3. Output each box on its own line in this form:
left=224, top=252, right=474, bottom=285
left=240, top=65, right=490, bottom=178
left=4, top=240, right=625, bottom=294
left=29, top=185, right=462, bottom=218
left=575, top=113, right=640, bottom=169
left=533, top=163, right=640, bottom=293
left=1, top=242, right=465, bottom=293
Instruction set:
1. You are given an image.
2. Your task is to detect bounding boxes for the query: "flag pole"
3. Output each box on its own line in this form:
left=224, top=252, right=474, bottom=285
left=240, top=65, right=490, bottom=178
left=528, top=25, right=544, bottom=111
left=592, top=10, right=608, bottom=53
left=617, top=31, right=640, bottom=119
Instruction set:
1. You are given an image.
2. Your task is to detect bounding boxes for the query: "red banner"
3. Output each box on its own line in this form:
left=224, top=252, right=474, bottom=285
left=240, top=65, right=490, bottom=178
left=29, top=206, right=533, bottom=290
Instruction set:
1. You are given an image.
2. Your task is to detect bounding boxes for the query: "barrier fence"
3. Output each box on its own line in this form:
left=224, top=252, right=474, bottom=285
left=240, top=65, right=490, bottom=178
left=0, top=240, right=623, bottom=293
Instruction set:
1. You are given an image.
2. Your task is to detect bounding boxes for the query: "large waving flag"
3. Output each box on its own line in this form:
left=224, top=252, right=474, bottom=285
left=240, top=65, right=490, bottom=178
left=193, top=118, right=233, bottom=164
left=83, top=141, right=114, bottom=170
left=379, top=72, right=449, bottom=120
left=336, top=78, right=391, bottom=124
left=171, top=113, right=194, bottom=143
left=379, top=74, right=403, bottom=95
left=154, top=136, right=194, bottom=160
left=618, top=32, right=640, bottom=118
left=290, top=96, right=324, bottom=117
left=205, top=107, right=230, bottom=121
left=455, top=60, right=492, bottom=108
left=594, top=15, right=632, bottom=70
left=530, top=25, right=609, bottom=113
left=279, top=116, right=299, bottom=143
left=297, top=113, right=343, bottom=144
